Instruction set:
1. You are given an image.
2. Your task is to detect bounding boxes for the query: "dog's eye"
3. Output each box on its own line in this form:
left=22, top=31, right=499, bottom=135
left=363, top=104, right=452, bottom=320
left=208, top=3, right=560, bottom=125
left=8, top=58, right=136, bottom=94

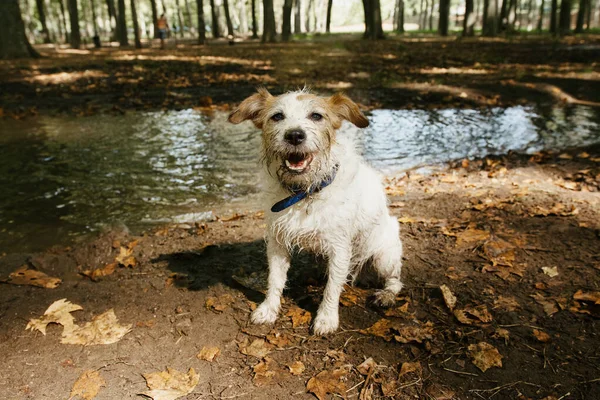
left=271, top=112, right=285, bottom=122
left=310, top=113, right=323, bottom=122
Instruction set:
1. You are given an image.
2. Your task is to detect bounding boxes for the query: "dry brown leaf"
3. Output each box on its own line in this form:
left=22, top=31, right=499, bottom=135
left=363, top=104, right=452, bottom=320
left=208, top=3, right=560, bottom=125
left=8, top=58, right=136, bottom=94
left=197, top=346, right=220, bottom=362
left=266, top=331, right=296, bottom=348
left=288, top=361, right=306, bottom=376
left=115, top=241, right=137, bottom=268
left=483, top=237, right=516, bottom=267
left=27, top=299, right=82, bottom=335
left=532, top=329, right=551, bottom=343
left=239, top=338, right=272, bottom=358
left=493, top=296, right=520, bottom=312
left=6, top=265, right=61, bottom=288
left=530, top=293, right=559, bottom=316
left=360, top=318, right=395, bottom=341
left=394, top=321, right=435, bottom=343
left=306, top=368, right=348, bottom=400
left=425, top=383, right=456, bottom=400
left=69, top=370, right=105, bottom=400
left=142, top=367, right=199, bottom=400
left=356, top=357, right=377, bottom=375
left=493, top=328, right=510, bottom=343
left=340, top=284, right=368, bottom=307
left=455, top=226, right=490, bottom=246
left=61, top=309, right=132, bottom=345
left=383, top=300, right=412, bottom=317
left=220, top=213, right=245, bottom=222
left=398, top=361, right=422, bottom=378
left=542, top=266, right=559, bottom=277
left=285, top=306, right=311, bottom=328
left=573, top=290, right=600, bottom=305
left=440, top=285, right=457, bottom=311
left=530, top=203, right=578, bottom=217
left=454, top=305, right=493, bottom=325
left=81, top=263, right=117, bottom=281
left=467, top=342, right=503, bottom=372
left=253, top=357, right=280, bottom=386
left=205, top=294, right=235, bottom=312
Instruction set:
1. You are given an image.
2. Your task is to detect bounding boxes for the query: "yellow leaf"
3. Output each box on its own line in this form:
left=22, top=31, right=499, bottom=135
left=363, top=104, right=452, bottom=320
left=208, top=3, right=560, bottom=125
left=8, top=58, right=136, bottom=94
left=287, top=361, right=306, bottom=376
left=205, top=294, right=235, bottom=312
left=252, top=357, right=280, bottom=386
left=26, top=299, right=82, bottom=335
left=81, top=263, right=117, bottom=281
left=142, top=368, right=200, bottom=400
left=467, top=342, right=503, bottom=372
left=239, top=338, right=272, bottom=358
left=532, top=329, right=551, bottom=343
left=573, top=290, right=600, bottom=305
left=285, top=306, right=311, bottom=328
left=197, top=346, right=220, bottom=362
left=69, top=370, right=105, bottom=400
left=439, top=285, right=457, bottom=311
left=6, top=265, right=61, bottom=288
left=61, top=309, right=132, bottom=345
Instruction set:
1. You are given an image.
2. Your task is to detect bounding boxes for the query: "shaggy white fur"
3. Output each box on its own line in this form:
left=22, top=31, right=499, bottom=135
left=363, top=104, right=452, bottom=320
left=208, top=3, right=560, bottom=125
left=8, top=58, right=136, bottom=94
left=228, top=89, right=403, bottom=335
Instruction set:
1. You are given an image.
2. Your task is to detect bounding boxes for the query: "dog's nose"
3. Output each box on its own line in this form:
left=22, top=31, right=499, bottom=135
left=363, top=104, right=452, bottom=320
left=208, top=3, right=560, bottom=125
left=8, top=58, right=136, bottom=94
left=284, top=130, right=306, bottom=146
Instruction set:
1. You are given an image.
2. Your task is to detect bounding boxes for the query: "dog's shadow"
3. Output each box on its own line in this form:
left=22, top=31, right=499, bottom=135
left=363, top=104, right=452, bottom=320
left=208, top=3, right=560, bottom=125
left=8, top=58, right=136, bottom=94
left=152, top=240, right=335, bottom=313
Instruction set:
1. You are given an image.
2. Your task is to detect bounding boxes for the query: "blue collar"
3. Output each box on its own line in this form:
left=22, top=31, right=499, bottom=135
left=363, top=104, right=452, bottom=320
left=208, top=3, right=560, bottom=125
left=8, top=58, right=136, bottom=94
left=271, top=165, right=339, bottom=213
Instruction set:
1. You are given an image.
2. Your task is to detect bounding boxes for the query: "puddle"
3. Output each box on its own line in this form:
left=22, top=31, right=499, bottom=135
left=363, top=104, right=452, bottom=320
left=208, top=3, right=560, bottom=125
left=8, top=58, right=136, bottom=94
left=0, top=105, right=598, bottom=253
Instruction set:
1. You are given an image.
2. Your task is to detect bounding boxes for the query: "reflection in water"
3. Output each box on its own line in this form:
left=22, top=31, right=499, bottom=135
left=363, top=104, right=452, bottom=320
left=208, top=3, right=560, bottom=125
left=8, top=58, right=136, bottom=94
left=0, top=105, right=598, bottom=253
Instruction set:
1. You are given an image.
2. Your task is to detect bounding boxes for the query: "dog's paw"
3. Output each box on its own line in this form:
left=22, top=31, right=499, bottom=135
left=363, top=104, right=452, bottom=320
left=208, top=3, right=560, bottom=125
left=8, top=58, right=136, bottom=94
left=251, top=303, right=278, bottom=325
left=312, top=312, right=339, bottom=335
left=373, top=290, right=397, bottom=307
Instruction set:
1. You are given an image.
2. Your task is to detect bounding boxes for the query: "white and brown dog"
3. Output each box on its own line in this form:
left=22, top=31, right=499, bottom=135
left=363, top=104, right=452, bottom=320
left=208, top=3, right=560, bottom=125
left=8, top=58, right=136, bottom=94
left=228, top=88, right=403, bottom=335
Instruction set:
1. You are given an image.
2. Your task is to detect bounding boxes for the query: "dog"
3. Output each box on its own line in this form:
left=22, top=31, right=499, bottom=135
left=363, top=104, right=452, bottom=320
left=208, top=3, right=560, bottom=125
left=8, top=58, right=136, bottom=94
left=228, top=88, right=403, bottom=335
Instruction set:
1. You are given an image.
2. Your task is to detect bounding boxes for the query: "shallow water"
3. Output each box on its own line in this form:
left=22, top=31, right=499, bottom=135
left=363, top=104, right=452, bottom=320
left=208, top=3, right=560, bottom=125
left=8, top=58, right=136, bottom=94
left=1, top=105, right=599, bottom=253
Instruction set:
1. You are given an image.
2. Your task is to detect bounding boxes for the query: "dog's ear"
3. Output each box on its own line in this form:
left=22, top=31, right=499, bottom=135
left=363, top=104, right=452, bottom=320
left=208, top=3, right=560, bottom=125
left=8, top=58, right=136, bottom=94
left=327, top=93, right=369, bottom=128
left=228, top=87, right=272, bottom=128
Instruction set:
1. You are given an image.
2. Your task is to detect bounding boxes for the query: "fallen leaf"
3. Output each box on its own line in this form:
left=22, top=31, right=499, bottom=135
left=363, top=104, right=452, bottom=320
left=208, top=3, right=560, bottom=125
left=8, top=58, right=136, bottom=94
left=530, top=203, right=578, bottom=217
left=5, top=265, right=61, bottom=288
left=115, top=241, right=138, bottom=267
left=306, top=368, right=348, bottom=400
left=356, top=357, right=377, bottom=375
left=69, top=370, right=105, bottom=400
left=530, top=293, right=559, bottom=316
left=26, top=299, right=82, bottom=335
left=360, top=318, right=395, bottom=341
left=454, top=305, right=493, bottom=325
left=532, top=329, right=551, bottom=343
left=483, top=237, right=515, bottom=267
left=253, top=357, right=280, bottom=386
left=266, top=331, right=295, bottom=348
left=493, top=328, right=510, bottom=343
left=394, top=321, right=435, bottom=343
left=239, top=338, right=272, bottom=358
left=573, top=290, right=600, bottom=305
left=142, top=367, right=199, bottom=400
left=425, top=383, right=456, bottom=400
left=455, top=226, right=490, bottom=246
left=542, top=266, right=559, bottom=277
left=398, top=361, right=422, bottom=378
left=286, top=306, right=311, bottom=328
left=81, top=263, right=117, bottom=281
left=197, top=346, right=220, bottom=362
left=383, top=299, right=412, bottom=317
left=325, top=349, right=346, bottom=364
left=205, top=294, right=235, bottom=312
left=467, top=342, right=503, bottom=372
left=440, top=285, right=457, bottom=311
left=493, top=296, right=520, bottom=312
left=61, top=309, right=132, bottom=345
left=232, top=271, right=268, bottom=294
left=340, top=284, right=368, bottom=307
left=288, top=361, right=305, bottom=376
left=220, top=213, right=245, bottom=222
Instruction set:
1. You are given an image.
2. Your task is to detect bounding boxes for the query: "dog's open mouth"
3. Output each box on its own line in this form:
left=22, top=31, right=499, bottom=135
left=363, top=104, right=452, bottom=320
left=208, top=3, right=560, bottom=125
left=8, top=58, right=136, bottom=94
left=284, top=153, right=313, bottom=173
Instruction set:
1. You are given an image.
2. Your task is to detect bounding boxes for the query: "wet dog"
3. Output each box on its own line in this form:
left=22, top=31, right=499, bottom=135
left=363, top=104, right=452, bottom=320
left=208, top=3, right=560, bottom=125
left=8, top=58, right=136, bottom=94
left=228, top=88, right=403, bottom=334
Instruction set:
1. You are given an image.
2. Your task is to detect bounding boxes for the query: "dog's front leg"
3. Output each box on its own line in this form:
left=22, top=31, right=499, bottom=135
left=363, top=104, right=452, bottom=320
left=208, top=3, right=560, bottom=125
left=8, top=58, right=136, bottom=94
left=251, top=238, right=290, bottom=325
left=313, top=243, right=351, bottom=335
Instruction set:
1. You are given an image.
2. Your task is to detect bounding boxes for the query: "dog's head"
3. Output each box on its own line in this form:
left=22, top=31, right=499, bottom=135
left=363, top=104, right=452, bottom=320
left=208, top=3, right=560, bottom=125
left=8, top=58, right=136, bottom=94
left=228, top=88, right=369, bottom=189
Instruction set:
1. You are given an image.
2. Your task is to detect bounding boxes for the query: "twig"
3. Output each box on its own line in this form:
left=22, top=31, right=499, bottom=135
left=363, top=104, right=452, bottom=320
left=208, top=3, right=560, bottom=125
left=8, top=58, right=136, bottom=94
left=346, top=379, right=365, bottom=393
left=443, top=367, right=479, bottom=377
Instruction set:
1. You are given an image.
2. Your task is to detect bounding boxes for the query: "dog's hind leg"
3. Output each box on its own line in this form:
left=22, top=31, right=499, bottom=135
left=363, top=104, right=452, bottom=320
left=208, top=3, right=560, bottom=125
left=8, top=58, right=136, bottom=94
left=251, top=238, right=290, bottom=325
left=370, top=216, right=404, bottom=307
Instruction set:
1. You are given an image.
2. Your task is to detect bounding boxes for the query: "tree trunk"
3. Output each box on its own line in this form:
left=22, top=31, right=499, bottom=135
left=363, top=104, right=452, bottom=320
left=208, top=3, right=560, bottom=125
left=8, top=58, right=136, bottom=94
left=91, top=0, right=99, bottom=36
left=559, top=0, right=572, bottom=34
left=184, top=0, right=194, bottom=31
left=105, top=0, right=118, bottom=40
left=500, top=0, right=509, bottom=29
left=438, top=0, right=450, bottom=35
left=0, top=0, right=39, bottom=58
left=36, top=0, right=52, bottom=43
left=537, top=0, right=545, bottom=29
left=130, top=0, right=141, bottom=47
left=68, top=0, right=82, bottom=47
left=526, top=0, right=534, bottom=28
left=429, top=0, right=435, bottom=30
left=237, top=0, right=248, bottom=34
left=282, top=0, right=293, bottom=40
left=306, top=0, right=313, bottom=32
left=197, top=0, right=206, bottom=43
left=58, top=0, right=70, bottom=43
left=362, top=0, right=383, bottom=39
left=210, top=0, right=221, bottom=37
left=575, top=0, right=586, bottom=31
left=325, top=0, right=333, bottom=32
left=364, top=0, right=372, bottom=35
left=117, top=0, right=128, bottom=45
left=294, top=0, right=302, bottom=33
left=223, top=0, right=234, bottom=36
left=483, top=0, right=499, bottom=35
left=395, top=0, right=405, bottom=32
left=550, top=0, right=558, bottom=33
left=150, top=0, right=159, bottom=38
left=464, top=0, right=475, bottom=34
left=262, top=0, right=277, bottom=42
left=175, top=0, right=185, bottom=37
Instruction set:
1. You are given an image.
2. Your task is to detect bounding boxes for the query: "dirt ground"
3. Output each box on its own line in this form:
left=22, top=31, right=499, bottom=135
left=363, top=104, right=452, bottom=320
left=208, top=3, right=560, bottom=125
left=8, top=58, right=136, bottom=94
left=0, top=143, right=599, bottom=399
left=1, top=34, right=599, bottom=118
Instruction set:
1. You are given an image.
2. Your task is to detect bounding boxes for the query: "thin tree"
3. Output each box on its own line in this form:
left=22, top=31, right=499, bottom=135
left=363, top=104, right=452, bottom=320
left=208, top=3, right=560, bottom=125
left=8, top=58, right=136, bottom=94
left=117, top=0, right=128, bottom=45
left=184, top=0, right=194, bottom=31
left=197, top=0, right=206, bottom=43
left=209, top=0, right=221, bottom=37
left=223, top=0, right=234, bottom=36
left=483, top=0, right=499, bottom=35
left=237, top=0, right=249, bottom=33
left=105, top=0, right=118, bottom=40
left=0, top=0, right=40, bottom=58
left=575, top=0, right=587, bottom=31
left=550, top=0, right=558, bottom=33
left=150, top=0, right=159, bottom=37
left=306, top=0, right=313, bottom=32
left=439, top=0, right=450, bottom=35
left=251, top=0, right=259, bottom=37
left=57, top=0, right=70, bottom=43
left=558, top=0, right=572, bottom=34
left=68, top=0, right=82, bottom=47
left=130, top=0, right=142, bottom=47
left=36, top=0, right=53, bottom=43
left=500, top=0, right=509, bottom=29
left=464, top=0, right=475, bottom=34
left=395, top=0, right=405, bottom=32
left=282, top=0, right=293, bottom=40
left=90, top=0, right=100, bottom=38
left=325, top=0, right=333, bottom=32
left=429, top=0, right=434, bottom=29
left=537, top=0, right=545, bottom=30
left=294, top=0, right=302, bottom=33
left=263, top=0, right=277, bottom=42
left=175, top=0, right=185, bottom=37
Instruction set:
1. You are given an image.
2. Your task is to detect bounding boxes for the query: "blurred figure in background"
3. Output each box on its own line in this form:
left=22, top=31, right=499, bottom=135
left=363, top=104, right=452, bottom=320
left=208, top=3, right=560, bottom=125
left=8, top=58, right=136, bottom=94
left=157, top=14, right=169, bottom=49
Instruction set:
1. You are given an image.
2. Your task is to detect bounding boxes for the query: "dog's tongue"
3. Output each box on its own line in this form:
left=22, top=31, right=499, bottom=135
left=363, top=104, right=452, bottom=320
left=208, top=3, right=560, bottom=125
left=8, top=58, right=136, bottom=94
left=286, top=158, right=307, bottom=169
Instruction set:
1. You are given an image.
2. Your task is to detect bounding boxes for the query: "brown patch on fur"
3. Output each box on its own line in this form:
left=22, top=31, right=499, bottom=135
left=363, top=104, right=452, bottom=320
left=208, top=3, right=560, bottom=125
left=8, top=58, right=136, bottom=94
left=228, top=87, right=273, bottom=128
left=326, top=93, right=369, bottom=129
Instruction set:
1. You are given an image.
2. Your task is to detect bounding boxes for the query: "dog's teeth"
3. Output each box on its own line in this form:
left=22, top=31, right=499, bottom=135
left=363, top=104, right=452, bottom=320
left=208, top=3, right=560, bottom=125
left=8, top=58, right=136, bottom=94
left=285, top=160, right=292, bottom=168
